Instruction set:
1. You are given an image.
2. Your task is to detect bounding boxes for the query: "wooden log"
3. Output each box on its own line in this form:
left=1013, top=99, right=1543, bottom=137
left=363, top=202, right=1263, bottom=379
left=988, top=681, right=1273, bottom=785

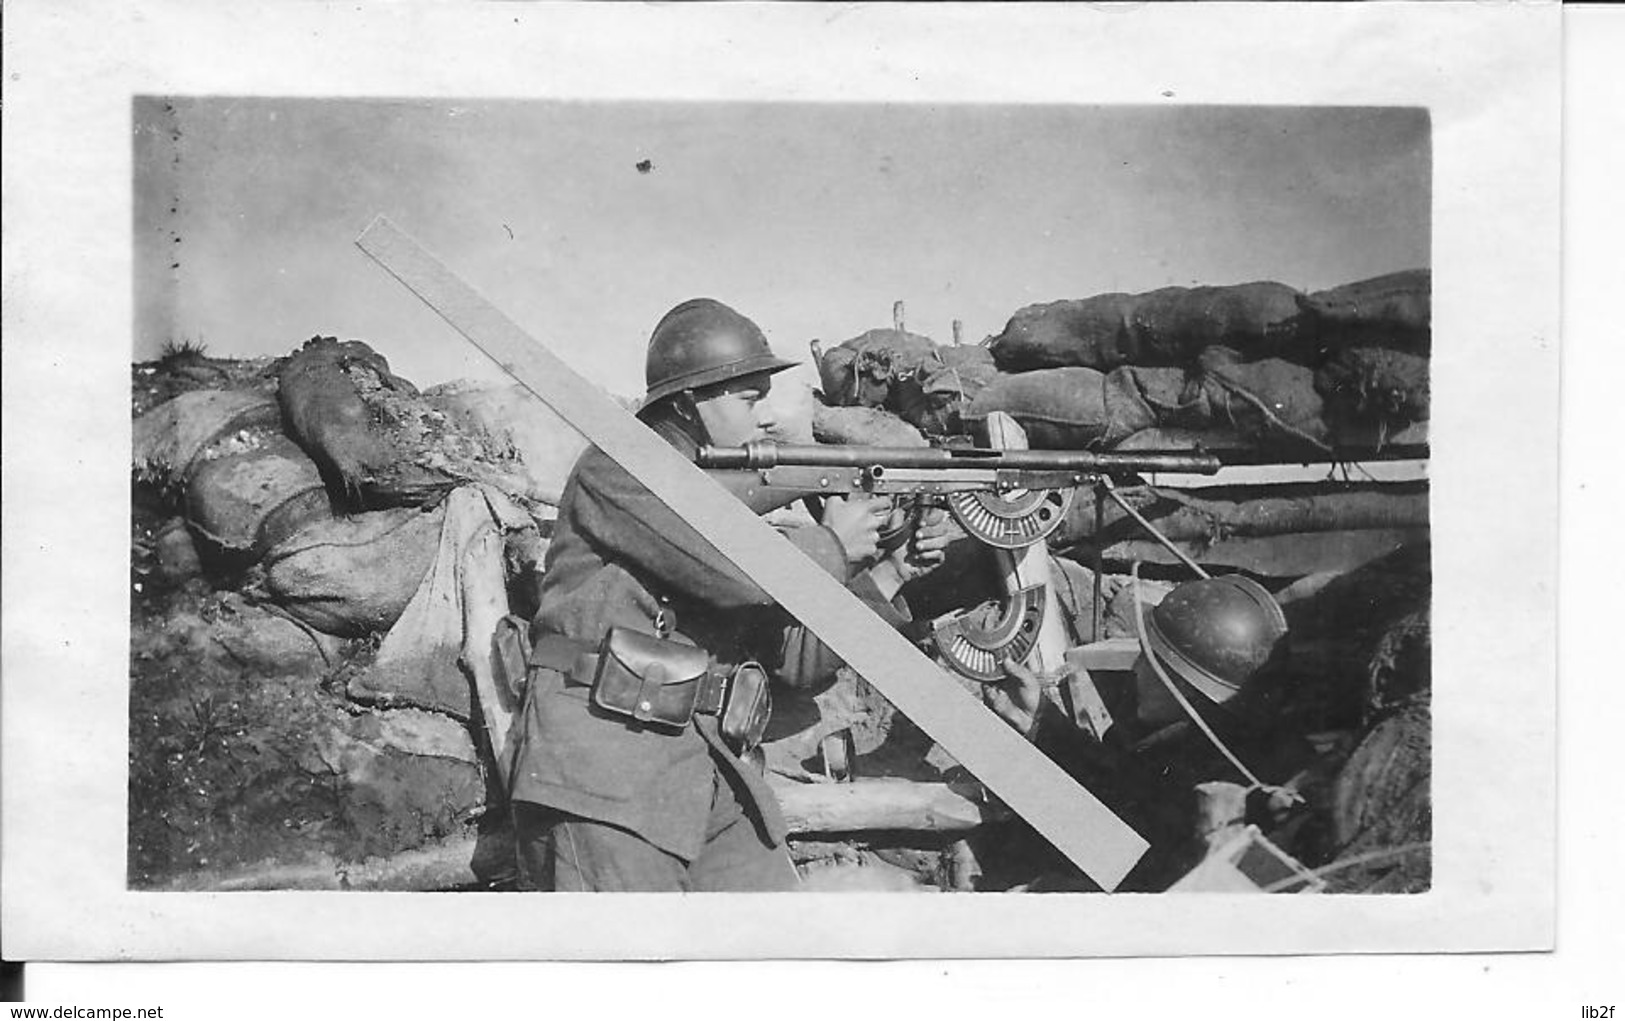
left=1058, top=483, right=1429, bottom=552
left=1101, top=528, right=1425, bottom=578
left=770, top=777, right=1006, bottom=834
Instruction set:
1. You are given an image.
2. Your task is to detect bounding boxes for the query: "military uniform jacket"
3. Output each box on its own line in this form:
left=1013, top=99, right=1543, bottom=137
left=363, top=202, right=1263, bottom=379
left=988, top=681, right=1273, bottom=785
left=508, top=420, right=908, bottom=862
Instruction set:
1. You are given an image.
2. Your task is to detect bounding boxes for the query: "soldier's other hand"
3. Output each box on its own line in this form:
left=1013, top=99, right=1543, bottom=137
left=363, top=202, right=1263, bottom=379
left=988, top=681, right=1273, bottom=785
left=981, top=657, right=1049, bottom=739
left=821, top=494, right=890, bottom=565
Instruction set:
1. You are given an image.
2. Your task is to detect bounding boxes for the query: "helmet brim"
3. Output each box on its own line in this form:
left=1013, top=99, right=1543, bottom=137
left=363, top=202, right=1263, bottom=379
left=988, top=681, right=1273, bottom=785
left=1145, top=611, right=1244, bottom=706
left=642, top=353, right=800, bottom=407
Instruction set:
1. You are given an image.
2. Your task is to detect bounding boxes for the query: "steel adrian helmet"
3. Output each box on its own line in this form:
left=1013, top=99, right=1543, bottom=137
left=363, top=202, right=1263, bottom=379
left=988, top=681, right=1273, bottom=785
left=643, top=298, right=799, bottom=407
left=1145, top=575, right=1288, bottom=706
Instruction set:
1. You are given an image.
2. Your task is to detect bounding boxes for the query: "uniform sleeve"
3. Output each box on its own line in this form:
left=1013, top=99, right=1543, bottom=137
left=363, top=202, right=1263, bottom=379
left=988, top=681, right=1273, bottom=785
left=569, top=448, right=849, bottom=609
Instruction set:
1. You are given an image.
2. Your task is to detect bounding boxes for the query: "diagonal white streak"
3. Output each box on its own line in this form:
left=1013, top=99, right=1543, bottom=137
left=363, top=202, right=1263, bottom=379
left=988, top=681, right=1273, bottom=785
left=355, top=216, right=1148, bottom=889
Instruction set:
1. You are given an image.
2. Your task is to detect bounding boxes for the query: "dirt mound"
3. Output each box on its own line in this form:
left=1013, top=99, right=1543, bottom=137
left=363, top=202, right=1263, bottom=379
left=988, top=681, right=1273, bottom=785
left=128, top=584, right=485, bottom=888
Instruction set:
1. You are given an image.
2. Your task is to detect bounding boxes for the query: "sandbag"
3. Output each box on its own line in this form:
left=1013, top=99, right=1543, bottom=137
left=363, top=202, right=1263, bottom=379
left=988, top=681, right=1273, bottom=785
left=1315, top=347, right=1430, bottom=437
left=812, top=328, right=940, bottom=408
left=908, top=345, right=1001, bottom=436
left=426, top=382, right=590, bottom=505
left=932, top=343, right=999, bottom=381
left=276, top=336, right=401, bottom=499
left=202, top=593, right=345, bottom=677
left=1297, top=269, right=1431, bottom=352
left=811, top=404, right=928, bottom=447
left=987, top=294, right=1138, bottom=372
left=1111, top=426, right=1255, bottom=452
left=1278, top=543, right=1431, bottom=733
left=812, top=330, right=1000, bottom=438
left=278, top=336, right=528, bottom=509
left=1107, top=365, right=1191, bottom=422
left=962, top=367, right=1156, bottom=449
left=1326, top=704, right=1431, bottom=892
left=262, top=503, right=446, bottom=637
left=1174, top=347, right=1328, bottom=448
left=185, top=430, right=333, bottom=560
left=989, top=282, right=1307, bottom=372
left=1128, top=282, right=1307, bottom=364
left=346, top=486, right=537, bottom=721
left=812, top=341, right=860, bottom=404
left=133, top=390, right=282, bottom=491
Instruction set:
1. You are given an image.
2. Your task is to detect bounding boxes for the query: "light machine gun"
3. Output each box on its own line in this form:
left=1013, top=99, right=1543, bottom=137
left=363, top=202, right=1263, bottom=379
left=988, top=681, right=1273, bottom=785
left=695, top=440, right=1221, bottom=684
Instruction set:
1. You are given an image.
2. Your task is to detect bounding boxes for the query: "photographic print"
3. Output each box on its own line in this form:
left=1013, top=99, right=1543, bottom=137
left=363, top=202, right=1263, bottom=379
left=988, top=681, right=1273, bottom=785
left=3, top=1, right=1558, bottom=961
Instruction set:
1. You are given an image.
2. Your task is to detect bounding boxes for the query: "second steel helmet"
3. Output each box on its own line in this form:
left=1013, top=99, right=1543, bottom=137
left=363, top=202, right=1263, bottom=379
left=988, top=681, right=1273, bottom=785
left=643, top=298, right=799, bottom=407
left=1145, top=575, right=1289, bottom=706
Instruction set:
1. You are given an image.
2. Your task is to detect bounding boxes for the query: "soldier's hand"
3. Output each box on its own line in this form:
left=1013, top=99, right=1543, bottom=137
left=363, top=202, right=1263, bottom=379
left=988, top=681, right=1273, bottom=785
left=820, top=495, right=890, bottom=565
left=884, top=506, right=962, bottom=584
left=981, top=657, right=1050, bottom=739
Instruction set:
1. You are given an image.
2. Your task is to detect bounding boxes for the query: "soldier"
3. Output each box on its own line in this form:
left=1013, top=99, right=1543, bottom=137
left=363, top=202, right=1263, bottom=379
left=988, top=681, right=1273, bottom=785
left=986, top=574, right=1291, bottom=739
left=508, top=298, right=955, bottom=892
left=981, top=574, right=1295, bottom=888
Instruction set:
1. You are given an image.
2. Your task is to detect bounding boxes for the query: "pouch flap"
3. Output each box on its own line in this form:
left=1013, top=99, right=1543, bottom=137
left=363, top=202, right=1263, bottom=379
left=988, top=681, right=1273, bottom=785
left=603, top=628, right=709, bottom=687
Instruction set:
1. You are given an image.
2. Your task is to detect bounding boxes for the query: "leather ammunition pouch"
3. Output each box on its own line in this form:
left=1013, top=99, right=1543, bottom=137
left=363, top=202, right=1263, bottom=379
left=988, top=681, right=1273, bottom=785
left=525, top=626, right=772, bottom=752
left=491, top=614, right=534, bottom=707
left=719, top=661, right=771, bottom=753
left=591, top=627, right=712, bottom=729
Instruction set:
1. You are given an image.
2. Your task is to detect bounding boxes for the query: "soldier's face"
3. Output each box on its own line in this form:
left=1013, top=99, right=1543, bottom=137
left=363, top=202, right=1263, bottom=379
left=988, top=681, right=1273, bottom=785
left=695, top=373, right=776, bottom=446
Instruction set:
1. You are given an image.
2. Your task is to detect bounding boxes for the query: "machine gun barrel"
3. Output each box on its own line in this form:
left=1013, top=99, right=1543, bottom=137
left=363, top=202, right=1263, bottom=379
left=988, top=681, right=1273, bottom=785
left=696, top=441, right=1221, bottom=477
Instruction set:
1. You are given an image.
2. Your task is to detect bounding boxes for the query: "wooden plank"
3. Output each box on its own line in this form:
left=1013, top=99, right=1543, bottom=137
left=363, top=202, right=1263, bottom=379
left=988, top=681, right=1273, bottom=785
left=356, top=217, right=1149, bottom=888
left=1066, top=638, right=1143, bottom=674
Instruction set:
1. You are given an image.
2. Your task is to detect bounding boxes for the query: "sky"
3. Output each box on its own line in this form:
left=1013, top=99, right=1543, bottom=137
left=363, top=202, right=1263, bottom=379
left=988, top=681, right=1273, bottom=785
left=133, top=99, right=1429, bottom=399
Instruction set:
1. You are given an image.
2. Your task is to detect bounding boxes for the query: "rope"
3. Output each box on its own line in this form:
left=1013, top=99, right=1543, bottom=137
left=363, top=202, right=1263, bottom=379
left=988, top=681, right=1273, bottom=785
left=1130, top=563, right=1264, bottom=789
left=1102, top=478, right=1212, bottom=580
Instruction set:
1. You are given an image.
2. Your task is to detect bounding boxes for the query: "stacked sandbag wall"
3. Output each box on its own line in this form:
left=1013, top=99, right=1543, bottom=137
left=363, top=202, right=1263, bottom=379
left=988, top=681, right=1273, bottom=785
left=810, top=270, right=1430, bottom=457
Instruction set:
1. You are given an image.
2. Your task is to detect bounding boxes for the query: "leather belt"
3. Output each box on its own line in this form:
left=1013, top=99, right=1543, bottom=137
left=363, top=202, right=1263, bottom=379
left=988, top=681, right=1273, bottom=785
left=528, top=633, right=728, bottom=716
